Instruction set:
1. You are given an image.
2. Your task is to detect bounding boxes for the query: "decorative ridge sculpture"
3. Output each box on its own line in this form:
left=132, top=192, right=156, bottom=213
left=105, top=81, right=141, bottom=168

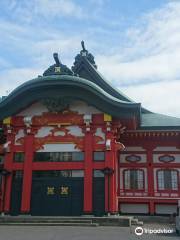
left=53, top=53, right=61, bottom=66
left=43, top=52, right=74, bottom=76
left=72, top=40, right=97, bottom=71
left=81, top=40, right=86, bottom=52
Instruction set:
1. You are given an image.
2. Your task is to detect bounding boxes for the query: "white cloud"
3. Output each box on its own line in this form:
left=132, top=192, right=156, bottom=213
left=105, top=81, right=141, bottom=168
left=97, top=50, right=180, bottom=85
left=0, top=13, right=88, bottom=96
left=121, top=80, right=180, bottom=118
left=0, top=57, right=12, bottom=69
left=32, top=37, right=84, bottom=66
left=0, top=67, right=43, bottom=96
left=97, top=1, right=180, bottom=85
left=89, top=0, right=105, bottom=7
left=34, top=0, right=84, bottom=19
left=5, top=0, right=85, bottom=23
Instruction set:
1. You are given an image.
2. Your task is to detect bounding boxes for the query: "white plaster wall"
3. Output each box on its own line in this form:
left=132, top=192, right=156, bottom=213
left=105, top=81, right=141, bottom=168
left=16, top=102, right=48, bottom=116
left=153, top=146, right=180, bottom=151
left=15, top=129, right=25, bottom=145
left=154, top=168, right=158, bottom=192
left=66, top=126, right=84, bottom=136
left=54, top=131, right=66, bottom=136
left=37, top=143, right=80, bottom=152
left=35, top=127, right=54, bottom=138
left=153, top=154, right=180, bottom=163
left=120, top=154, right=147, bottom=163
left=120, top=204, right=149, bottom=213
left=124, top=146, right=146, bottom=151
left=119, top=168, right=125, bottom=190
left=155, top=204, right=177, bottom=214
left=69, top=100, right=101, bottom=114
left=94, top=127, right=105, bottom=144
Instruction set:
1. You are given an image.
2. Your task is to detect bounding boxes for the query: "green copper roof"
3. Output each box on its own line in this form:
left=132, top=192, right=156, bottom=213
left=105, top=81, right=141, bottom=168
left=72, top=48, right=150, bottom=114
left=0, top=75, right=140, bottom=120
left=141, top=113, right=180, bottom=129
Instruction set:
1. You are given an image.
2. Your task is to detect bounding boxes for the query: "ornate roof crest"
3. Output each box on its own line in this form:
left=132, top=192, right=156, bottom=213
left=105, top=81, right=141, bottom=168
left=43, top=53, right=74, bottom=76
left=72, top=41, right=97, bottom=71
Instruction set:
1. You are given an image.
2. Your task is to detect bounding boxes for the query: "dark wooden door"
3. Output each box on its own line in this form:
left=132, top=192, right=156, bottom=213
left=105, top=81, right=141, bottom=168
left=30, top=177, right=83, bottom=216
left=10, top=178, right=23, bottom=216
left=93, top=177, right=105, bottom=216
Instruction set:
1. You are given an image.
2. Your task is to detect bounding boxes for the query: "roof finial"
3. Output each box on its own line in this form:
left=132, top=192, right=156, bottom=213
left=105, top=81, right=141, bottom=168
left=53, top=53, right=60, bottom=66
left=43, top=52, right=74, bottom=76
left=72, top=41, right=97, bottom=71
left=81, top=40, right=86, bottom=52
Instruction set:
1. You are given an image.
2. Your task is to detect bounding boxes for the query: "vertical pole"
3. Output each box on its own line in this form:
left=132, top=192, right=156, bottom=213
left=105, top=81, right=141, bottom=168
left=108, top=174, right=110, bottom=213
left=3, top=131, right=15, bottom=212
left=1, top=176, right=7, bottom=215
left=83, top=130, right=93, bottom=213
left=21, top=132, right=34, bottom=213
left=146, top=146, right=155, bottom=215
left=105, top=132, right=118, bottom=214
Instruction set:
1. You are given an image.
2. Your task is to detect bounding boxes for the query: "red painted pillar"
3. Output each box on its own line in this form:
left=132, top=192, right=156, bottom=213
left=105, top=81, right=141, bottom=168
left=21, top=131, right=34, bottom=213
left=105, top=132, right=118, bottom=214
left=146, top=146, right=155, bottom=215
left=83, top=130, right=93, bottom=213
left=3, top=130, right=15, bottom=212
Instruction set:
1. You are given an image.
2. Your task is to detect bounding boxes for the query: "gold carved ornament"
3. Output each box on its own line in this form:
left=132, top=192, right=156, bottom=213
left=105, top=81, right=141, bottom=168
left=60, top=186, right=69, bottom=195
left=47, top=187, right=55, bottom=195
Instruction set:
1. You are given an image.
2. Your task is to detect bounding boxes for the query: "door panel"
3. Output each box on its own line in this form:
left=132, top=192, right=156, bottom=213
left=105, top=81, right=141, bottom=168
left=31, top=177, right=83, bottom=216
left=10, top=179, right=23, bottom=216
left=93, top=177, right=105, bottom=216
left=71, top=179, right=84, bottom=216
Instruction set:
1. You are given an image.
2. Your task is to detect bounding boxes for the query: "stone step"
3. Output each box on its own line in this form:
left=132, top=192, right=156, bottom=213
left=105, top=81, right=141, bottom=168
left=0, top=222, right=99, bottom=227
left=137, top=221, right=143, bottom=226
left=131, top=218, right=143, bottom=226
left=135, top=215, right=171, bottom=223
left=0, top=216, right=134, bottom=227
left=0, top=218, right=93, bottom=224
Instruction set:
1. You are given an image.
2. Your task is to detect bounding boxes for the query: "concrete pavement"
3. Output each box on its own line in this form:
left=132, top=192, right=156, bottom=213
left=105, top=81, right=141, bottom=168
left=0, top=223, right=179, bottom=240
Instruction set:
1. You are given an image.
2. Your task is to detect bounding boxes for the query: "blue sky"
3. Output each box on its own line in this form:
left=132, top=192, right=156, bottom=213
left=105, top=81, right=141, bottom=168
left=0, top=0, right=180, bottom=117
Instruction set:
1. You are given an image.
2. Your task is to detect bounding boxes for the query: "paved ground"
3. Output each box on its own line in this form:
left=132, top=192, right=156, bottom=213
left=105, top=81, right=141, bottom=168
left=0, top=223, right=179, bottom=240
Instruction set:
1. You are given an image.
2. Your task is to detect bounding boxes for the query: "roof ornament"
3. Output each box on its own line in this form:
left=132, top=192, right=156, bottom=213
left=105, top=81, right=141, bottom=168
left=43, top=52, right=74, bottom=76
left=81, top=40, right=86, bottom=51
left=72, top=41, right=97, bottom=71
left=80, top=40, right=88, bottom=57
left=53, top=53, right=61, bottom=66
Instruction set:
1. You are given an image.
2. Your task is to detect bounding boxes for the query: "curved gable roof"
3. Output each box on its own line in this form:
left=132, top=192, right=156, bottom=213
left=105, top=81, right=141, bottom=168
left=72, top=53, right=151, bottom=114
left=0, top=75, right=141, bottom=120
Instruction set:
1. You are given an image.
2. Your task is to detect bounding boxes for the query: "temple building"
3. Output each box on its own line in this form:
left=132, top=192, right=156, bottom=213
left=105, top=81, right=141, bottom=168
left=0, top=42, right=179, bottom=216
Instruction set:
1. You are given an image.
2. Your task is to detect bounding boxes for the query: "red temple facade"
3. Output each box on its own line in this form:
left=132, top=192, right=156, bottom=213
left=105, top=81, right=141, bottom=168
left=0, top=43, right=179, bottom=216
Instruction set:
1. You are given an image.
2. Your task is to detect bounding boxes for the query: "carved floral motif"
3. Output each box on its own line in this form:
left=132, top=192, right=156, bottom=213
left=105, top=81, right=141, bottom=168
left=16, top=125, right=107, bottom=151
left=33, top=111, right=83, bottom=126
left=17, top=126, right=84, bottom=151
